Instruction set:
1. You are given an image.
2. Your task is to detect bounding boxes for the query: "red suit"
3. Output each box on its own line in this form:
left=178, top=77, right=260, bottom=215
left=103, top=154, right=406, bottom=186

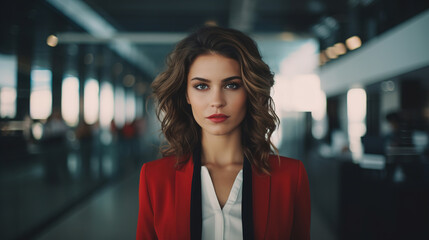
left=137, top=155, right=311, bottom=239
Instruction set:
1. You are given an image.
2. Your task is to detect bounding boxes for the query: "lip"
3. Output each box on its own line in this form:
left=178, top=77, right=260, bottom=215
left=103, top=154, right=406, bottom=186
left=207, top=114, right=229, bottom=123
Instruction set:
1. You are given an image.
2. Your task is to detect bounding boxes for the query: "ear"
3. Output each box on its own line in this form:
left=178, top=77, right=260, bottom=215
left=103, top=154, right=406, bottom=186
left=186, top=92, right=190, bottom=104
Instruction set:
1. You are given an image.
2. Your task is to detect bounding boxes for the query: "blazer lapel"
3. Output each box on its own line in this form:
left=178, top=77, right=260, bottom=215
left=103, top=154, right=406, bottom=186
left=174, top=155, right=271, bottom=239
left=175, top=156, right=194, bottom=239
left=252, top=170, right=271, bottom=240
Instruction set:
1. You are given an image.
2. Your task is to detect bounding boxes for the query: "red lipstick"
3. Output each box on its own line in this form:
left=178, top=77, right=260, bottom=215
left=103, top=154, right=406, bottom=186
left=207, top=114, right=229, bottom=123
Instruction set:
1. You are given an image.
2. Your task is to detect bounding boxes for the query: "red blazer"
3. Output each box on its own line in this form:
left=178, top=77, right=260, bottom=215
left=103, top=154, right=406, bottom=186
left=137, top=155, right=311, bottom=240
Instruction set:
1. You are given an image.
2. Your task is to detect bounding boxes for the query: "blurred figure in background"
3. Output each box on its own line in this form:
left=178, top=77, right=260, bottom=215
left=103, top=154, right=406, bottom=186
left=40, top=109, right=70, bottom=184
left=75, top=120, right=94, bottom=180
left=384, top=111, right=404, bottom=148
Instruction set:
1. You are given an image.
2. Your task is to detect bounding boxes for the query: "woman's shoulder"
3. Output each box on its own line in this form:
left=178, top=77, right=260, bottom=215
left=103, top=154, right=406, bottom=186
left=268, top=154, right=306, bottom=175
left=140, top=156, right=181, bottom=184
left=143, top=155, right=178, bottom=169
left=266, top=155, right=309, bottom=192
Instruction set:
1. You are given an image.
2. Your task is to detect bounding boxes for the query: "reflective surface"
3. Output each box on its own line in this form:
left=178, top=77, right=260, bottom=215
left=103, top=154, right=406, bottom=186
left=0, top=122, right=158, bottom=240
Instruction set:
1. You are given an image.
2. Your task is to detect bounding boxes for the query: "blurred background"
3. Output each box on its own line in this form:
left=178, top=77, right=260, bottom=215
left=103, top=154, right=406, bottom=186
left=1, top=0, right=429, bottom=239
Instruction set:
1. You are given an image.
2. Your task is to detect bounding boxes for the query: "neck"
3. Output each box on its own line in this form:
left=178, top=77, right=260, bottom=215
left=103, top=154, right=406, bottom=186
left=200, top=130, right=243, bottom=167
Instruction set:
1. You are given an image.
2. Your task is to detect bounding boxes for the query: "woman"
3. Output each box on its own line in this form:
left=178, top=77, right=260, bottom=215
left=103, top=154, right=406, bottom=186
left=137, top=26, right=311, bottom=240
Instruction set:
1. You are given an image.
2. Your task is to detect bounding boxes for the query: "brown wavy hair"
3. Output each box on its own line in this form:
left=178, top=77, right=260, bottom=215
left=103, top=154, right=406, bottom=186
left=151, top=26, right=279, bottom=173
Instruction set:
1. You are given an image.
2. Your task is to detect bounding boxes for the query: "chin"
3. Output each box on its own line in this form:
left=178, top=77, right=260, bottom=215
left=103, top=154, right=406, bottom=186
left=206, top=129, right=229, bottom=136
left=204, top=126, right=240, bottom=136
left=210, top=131, right=230, bottom=136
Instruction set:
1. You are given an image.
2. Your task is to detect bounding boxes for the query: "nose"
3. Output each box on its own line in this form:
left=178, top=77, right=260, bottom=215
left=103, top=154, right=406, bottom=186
left=210, top=88, right=226, bottom=108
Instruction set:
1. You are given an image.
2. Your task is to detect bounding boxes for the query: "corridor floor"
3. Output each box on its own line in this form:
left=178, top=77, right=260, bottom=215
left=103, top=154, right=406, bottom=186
left=35, top=167, right=335, bottom=240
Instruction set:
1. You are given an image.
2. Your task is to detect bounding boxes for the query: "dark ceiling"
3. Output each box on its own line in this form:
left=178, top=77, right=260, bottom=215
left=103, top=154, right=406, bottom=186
left=49, top=0, right=352, bottom=76
left=61, top=0, right=429, bottom=71
left=1, top=0, right=428, bottom=79
left=81, top=0, right=348, bottom=33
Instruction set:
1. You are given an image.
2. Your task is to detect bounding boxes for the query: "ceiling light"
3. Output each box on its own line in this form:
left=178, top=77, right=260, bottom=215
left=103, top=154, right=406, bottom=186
left=325, top=47, right=338, bottom=59
left=204, top=20, right=218, bottom=26
left=319, top=52, right=328, bottom=65
left=47, top=0, right=157, bottom=76
left=346, top=36, right=362, bottom=50
left=46, top=35, right=58, bottom=47
left=280, top=32, right=295, bottom=41
left=333, top=43, right=347, bottom=55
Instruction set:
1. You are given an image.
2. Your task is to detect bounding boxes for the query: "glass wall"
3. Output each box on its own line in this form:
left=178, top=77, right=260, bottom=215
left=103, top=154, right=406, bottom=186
left=0, top=2, right=156, bottom=240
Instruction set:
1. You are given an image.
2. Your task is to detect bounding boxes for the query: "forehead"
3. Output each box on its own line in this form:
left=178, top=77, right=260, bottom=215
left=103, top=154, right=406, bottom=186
left=187, top=53, right=241, bottom=80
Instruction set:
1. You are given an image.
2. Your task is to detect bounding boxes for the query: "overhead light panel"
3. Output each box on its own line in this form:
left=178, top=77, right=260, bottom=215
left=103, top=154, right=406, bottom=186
left=46, top=0, right=157, bottom=76
left=346, top=36, right=362, bottom=50
left=333, top=43, right=347, bottom=55
left=325, top=47, right=338, bottom=59
left=46, top=0, right=115, bottom=38
left=46, top=35, right=58, bottom=47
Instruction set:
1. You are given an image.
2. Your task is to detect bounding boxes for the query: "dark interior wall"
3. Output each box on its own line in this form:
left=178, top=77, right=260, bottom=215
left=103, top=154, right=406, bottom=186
left=366, top=83, right=381, bottom=136
left=400, top=78, right=428, bottom=131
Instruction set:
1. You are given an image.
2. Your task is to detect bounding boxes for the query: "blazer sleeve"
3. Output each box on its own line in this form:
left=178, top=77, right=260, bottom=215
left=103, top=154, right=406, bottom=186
left=291, top=161, right=311, bottom=240
left=136, top=163, right=158, bottom=240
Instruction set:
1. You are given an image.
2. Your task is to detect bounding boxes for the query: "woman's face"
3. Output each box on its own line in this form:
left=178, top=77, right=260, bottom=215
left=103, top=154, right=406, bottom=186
left=186, top=53, right=247, bottom=137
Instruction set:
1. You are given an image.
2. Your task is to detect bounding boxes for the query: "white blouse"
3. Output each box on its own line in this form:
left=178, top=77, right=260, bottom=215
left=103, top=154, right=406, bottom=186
left=201, top=166, right=244, bottom=240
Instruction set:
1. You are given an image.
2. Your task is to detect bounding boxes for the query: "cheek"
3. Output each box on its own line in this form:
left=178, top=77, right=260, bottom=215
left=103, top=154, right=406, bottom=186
left=188, top=92, right=199, bottom=104
left=188, top=96, right=205, bottom=117
left=232, top=92, right=247, bottom=111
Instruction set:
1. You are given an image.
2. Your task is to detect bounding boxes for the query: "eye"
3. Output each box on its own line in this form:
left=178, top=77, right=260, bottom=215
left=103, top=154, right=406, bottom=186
left=225, top=82, right=241, bottom=89
left=194, top=83, right=209, bottom=90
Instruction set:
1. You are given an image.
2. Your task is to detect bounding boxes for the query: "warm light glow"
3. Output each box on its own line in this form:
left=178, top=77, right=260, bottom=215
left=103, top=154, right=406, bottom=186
left=325, top=47, right=338, bottom=59
left=311, top=90, right=328, bottom=139
left=0, top=87, right=17, bottom=118
left=114, top=87, right=125, bottom=128
left=348, top=122, right=366, bottom=160
left=346, top=36, right=362, bottom=50
left=347, top=88, right=367, bottom=123
left=32, top=122, right=44, bottom=140
left=204, top=20, right=218, bottom=26
left=333, top=43, right=347, bottom=55
left=319, top=52, right=328, bottom=65
left=30, top=69, right=52, bottom=119
left=273, top=74, right=322, bottom=113
left=290, top=74, right=321, bottom=112
left=348, top=122, right=367, bottom=138
left=61, top=76, right=80, bottom=126
left=126, top=91, right=136, bottom=123
left=84, top=78, right=99, bottom=125
left=312, top=90, right=327, bottom=121
left=99, top=82, right=114, bottom=128
left=273, top=74, right=321, bottom=113
left=347, top=88, right=367, bottom=161
left=280, top=32, right=295, bottom=41
left=30, top=91, right=52, bottom=119
left=46, top=35, right=58, bottom=47
left=272, top=39, right=319, bottom=146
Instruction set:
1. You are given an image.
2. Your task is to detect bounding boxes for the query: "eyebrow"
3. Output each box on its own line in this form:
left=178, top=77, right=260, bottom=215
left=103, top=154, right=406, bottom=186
left=190, top=76, right=242, bottom=82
